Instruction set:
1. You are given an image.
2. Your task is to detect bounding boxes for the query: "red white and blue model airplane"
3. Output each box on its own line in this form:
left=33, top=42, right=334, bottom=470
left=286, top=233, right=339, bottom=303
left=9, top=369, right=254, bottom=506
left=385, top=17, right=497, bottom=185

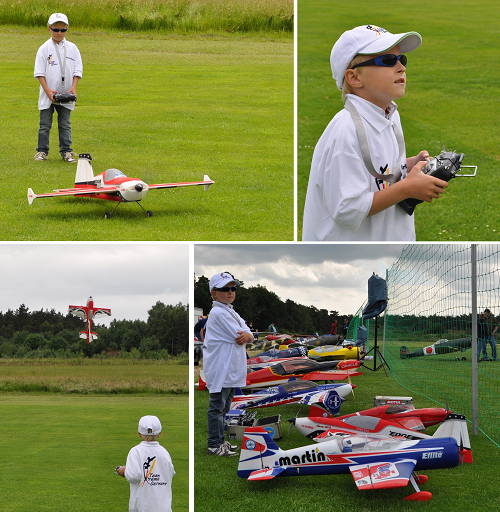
left=238, top=413, right=471, bottom=501
left=27, top=153, right=214, bottom=218
left=230, top=381, right=352, bottom=415
left=68, top=296, right=111, bottom=343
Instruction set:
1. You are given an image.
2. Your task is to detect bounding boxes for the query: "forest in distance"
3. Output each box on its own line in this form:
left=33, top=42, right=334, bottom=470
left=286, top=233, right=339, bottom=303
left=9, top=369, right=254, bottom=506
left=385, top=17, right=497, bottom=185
left=194, top=274, right=351, bottom=335
left=0, top=301, right=188, bottom=359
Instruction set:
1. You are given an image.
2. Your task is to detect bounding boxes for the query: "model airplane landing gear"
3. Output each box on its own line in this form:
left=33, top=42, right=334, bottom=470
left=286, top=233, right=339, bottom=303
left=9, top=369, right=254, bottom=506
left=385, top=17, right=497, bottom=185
left=104, top=201, right=153, bottom=219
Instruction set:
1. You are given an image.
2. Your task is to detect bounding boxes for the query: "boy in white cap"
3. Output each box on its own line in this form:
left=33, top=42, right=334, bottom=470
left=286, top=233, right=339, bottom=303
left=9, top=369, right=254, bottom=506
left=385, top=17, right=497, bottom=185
left=116, top=415, right=175, bottom=512
left=302, top=25, right=448, bottom=241
left=34, top=13, right=83, bottom=162
left=203, top=272, right=254, bottom=456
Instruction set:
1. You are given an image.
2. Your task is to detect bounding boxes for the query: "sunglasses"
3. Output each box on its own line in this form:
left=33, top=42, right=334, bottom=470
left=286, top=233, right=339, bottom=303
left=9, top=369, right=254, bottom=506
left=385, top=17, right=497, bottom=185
left=50, top=28, right=68, bottom=33
left=214, top=286, right=237, bottom=292
left=351, top=54, right=407, bottom=69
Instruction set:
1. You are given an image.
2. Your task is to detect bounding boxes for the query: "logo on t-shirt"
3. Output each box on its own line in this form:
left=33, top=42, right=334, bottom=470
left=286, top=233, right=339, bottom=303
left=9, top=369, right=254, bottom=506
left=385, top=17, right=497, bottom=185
left=140, top=456, right=168, bottom=487
left=375, top=164, right=390, bottom=190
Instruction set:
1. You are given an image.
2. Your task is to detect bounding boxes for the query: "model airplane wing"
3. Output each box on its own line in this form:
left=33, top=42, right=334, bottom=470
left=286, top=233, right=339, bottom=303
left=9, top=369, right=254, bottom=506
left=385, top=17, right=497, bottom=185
left=302, top=370, right=363, bottom=381
left=148, top=175, right=214, bottom=192
left=28, top=186, right=119, bottom=204
left=68, top=306, right=87, bottom=318
left=247, top=467, right=287, bottom=481
left=92, top=308, right=112, bottom=318
left=350, top=459, right=416, bottom=490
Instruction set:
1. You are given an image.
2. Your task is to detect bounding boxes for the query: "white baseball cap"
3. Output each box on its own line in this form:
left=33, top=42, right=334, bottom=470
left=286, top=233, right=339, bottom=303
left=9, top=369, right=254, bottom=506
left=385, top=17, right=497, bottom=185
left=331, top=25, right=422, bottom=91
left=48, top=13, right=69, bottom=27
left=209, top=272, right=240, bottom=292
left=138, top=415, right=162, bottom=436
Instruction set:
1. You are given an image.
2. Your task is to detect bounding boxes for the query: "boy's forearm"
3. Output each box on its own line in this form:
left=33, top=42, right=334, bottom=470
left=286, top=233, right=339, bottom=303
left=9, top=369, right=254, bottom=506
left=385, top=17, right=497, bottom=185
left=37, top=76, right=51, bottom=96
left=367, top=181, right=409, bottom=217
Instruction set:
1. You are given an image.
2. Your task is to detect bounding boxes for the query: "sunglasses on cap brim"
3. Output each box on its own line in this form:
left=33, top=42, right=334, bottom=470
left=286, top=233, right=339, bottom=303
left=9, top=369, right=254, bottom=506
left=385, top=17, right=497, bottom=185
left=213, top=286, right=237, bottom=292
left=351, top=54, right=407, bottom=69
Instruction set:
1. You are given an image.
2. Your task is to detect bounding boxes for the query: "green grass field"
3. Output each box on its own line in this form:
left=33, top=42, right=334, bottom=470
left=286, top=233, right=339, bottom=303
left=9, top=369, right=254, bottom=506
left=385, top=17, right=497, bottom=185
left=0, top=361, right=188, bottom=511
left=194, top=355, right=500, bottom=511
left=0, top=27, right=293, bottom=240
left=298, top=0, right=500, bottom=241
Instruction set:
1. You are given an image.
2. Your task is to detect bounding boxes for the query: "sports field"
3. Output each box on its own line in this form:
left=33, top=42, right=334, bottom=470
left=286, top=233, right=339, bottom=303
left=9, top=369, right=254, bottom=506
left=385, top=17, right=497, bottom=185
left=297, top=0, right=500, bottom=241
left=0, top=361, right=188, bottom=511
left=194, top=357, right=499, bottom=511
left=0, top=25, right=293, bottom=240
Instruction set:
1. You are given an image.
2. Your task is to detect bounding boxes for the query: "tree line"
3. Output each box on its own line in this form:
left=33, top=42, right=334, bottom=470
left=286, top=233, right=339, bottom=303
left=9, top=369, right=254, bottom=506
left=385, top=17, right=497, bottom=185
left=0, top=302, right=188, bottom=359
left=194, top=274, right=352, bottom=335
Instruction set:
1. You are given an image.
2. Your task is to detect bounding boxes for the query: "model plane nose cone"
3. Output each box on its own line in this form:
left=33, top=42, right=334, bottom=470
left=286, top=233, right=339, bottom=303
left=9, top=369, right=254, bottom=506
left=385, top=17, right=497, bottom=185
left=135, top=183, right=144, bottom=192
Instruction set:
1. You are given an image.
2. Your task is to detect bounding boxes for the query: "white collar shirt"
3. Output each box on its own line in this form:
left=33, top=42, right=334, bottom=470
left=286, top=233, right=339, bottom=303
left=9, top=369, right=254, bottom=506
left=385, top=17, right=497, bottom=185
left=34, top=38, right=83, bottom=111
left=203, top=301, right=251, bottom=393
left=302, top=94, right=415, bottom=241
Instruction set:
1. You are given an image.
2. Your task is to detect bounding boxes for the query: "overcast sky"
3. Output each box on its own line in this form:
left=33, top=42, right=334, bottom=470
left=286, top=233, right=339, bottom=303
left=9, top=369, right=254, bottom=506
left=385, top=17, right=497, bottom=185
left=0, top=244, right=189, bottom=322
left=194, top=244, right=406, bottom=316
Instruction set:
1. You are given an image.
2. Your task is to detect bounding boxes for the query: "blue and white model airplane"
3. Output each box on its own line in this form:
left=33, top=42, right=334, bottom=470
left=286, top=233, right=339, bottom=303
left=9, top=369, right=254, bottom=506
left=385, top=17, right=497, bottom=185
left=237, top=413, right=471, bottom=501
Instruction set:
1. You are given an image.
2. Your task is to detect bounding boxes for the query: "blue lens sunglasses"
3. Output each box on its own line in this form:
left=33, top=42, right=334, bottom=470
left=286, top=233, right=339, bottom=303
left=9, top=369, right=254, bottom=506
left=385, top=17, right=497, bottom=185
left=351, top=54, right=407, bottom=69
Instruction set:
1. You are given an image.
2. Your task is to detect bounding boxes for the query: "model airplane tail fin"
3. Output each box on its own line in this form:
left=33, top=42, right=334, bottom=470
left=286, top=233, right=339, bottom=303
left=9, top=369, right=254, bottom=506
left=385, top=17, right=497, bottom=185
left=433, top=413, right=472, bottom=462
left=198, top=370, right=207, bottom=391
left=28, top=188, right=37, bottom=205
left=237, top=427, right=283, bottom=479
left=203, top=175, right=213, bottom=191
left=299, top=390, right=345, bottom=416
left=308, top=404, right=334, bottom=420
left=74, top=153, right=95, bottom=185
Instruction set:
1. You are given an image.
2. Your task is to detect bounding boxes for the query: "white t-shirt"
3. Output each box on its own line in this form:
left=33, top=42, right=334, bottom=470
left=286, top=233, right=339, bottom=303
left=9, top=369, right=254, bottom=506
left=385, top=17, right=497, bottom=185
left=124, top=441, right=175, bottom=512
left=203, top=301, right=251, bottom=393
left=34, top=38, right=83, bottom=111
left=302, top=94, right=415, bottom=241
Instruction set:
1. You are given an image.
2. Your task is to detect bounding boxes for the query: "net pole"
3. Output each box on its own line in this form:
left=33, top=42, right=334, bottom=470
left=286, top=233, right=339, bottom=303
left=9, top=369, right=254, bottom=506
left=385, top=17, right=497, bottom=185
left=382, top=268, right=388, bottom=357
left=471, top=243, right=478, bottom=436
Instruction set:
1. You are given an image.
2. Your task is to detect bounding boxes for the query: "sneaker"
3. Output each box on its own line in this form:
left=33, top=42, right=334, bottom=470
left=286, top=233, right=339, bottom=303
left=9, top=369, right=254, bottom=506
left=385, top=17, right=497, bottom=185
left=34, top=151, right=47, bottom=161
left=62, top=152, right=77, bottom=163
left=223, top=440, right=238, bottom=451
left=206, top=444, right=237, bottom=457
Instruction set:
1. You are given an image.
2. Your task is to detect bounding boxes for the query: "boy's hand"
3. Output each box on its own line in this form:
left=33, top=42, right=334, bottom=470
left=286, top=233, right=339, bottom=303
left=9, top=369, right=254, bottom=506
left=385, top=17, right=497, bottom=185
left=407, top=151, right=429, bottom=172
left=116, top=466, right=126, bottom=477
left=235, top=331, right=254, bottom=345
left=404, top=161, right=448, bottom=202
left=67, top=87, right=78, bottom=101
left=47, top=90, right=58, bottom=102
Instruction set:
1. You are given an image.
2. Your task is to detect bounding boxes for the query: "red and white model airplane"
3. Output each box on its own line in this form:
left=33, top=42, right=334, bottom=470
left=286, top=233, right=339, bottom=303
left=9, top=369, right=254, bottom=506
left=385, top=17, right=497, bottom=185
left=68, top=296, right=112, bottom=343
left=27, top=153, right=214, bottom=218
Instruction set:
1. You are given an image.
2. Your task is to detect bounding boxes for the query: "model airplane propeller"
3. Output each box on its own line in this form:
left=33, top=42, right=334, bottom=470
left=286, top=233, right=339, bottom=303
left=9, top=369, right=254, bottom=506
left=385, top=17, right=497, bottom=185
left=27, top=153, right=214, bottom=218
left=68, top=296, right=111, bottom=343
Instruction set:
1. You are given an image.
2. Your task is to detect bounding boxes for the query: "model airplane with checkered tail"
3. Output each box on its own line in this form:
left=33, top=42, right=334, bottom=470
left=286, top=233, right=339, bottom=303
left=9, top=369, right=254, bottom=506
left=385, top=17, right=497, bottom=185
left=68, top=296, right=111, bottom=343
left=27, top=153, right=214, bottom=218
left=237, top=413, right=472, bottom=501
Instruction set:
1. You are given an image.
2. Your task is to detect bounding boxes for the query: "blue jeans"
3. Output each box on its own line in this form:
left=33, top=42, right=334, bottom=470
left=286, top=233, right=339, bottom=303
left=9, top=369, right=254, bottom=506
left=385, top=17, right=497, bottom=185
left=486, top=335, right=497, bottom=360
left=478, top=338, right=487, bottom=361
left=37, top=104, right=73, bottom=155
left=207, top=387, right=235, bottom=448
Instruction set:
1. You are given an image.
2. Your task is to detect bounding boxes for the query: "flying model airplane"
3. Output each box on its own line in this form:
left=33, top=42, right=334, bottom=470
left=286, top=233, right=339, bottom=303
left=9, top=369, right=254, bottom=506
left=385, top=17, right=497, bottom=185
left=400, top=338, right=472, bottom=360
left=27, top=153, right=214, bottom=218
left=198, top=358, right=362, bottom=391
left=229, top=381, right=353, bottom=415
left=68, top=296, right=111, bottom=343
left=238, top=413, right=471, bottom=501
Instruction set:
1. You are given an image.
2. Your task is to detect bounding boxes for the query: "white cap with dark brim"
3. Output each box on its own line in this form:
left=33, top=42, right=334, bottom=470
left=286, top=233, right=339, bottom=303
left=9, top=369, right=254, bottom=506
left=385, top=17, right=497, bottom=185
left=331, top=25, right=422, bottom=91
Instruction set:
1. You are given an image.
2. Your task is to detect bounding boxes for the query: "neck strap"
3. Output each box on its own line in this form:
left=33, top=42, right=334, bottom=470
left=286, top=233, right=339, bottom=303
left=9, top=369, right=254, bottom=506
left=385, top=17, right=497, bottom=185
left=344, top=98, right=404, bottom=183
left=53, top=41, right=67, bottom=92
